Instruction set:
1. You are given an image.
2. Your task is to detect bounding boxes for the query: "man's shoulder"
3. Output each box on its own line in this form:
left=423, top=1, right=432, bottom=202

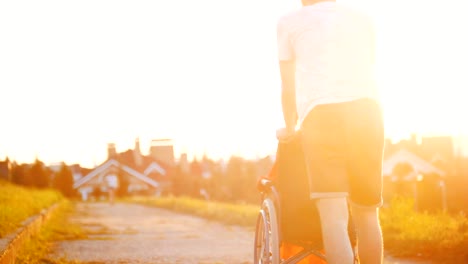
left=277, top=7, right=315, bottom=32
left=278, top=3, right=338, bottom=27
left=337, top=4, right=374, bottom=24
left=277, top=9, right=301, bottom=27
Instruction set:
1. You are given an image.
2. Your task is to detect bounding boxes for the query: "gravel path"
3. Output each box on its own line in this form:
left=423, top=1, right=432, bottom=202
left=48, top=202, right=432, bottom=264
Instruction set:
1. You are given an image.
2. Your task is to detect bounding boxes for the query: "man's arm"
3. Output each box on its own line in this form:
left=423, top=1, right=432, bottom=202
left=279, top=60, right=297, bottom=133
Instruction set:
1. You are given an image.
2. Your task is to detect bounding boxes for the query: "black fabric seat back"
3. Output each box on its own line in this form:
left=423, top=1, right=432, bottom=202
left=275, top=136, right=356, bottom=247
left=276, top=136, right=323, bottom=247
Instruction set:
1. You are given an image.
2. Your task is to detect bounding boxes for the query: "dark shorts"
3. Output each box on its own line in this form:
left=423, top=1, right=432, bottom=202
left=300, top=98, right=385, bottom=207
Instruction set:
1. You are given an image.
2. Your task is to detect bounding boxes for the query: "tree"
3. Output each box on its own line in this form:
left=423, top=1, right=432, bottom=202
left=30, top=158, right=50, bottom=188
left=171, top=163, right=189, bottom=196
left=11, top=162, right=25, bottom=185
left=243, top=160, right=261, bottom=204
left=53, top=162, right=74, bottom=197
left=224, top=156, right=245, bottom=202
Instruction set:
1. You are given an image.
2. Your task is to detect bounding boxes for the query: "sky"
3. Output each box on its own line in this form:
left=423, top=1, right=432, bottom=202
left=1, top=0, right=468, bottom=167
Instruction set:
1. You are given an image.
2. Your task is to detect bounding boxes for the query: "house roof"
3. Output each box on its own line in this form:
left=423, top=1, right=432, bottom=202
left=143, top=161, right=167, bottom=176
left=116, top=149, right=170, bottom=175
left=383, top=149, right=446, bottom=177
left=73, top=159, right=159, bottom=189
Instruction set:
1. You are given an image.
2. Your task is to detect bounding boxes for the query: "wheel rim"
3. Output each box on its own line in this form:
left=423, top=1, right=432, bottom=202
left=254, top=211, right=270, bottom=264
left=254, top=200, right=279, bottom=264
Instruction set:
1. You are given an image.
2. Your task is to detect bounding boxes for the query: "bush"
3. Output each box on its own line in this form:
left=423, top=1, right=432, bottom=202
left=380, top=197, right=468, bottom=262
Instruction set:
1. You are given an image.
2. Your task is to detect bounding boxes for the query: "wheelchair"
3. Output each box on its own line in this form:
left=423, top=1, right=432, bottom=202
left=253, top=136, right=357, bottom=264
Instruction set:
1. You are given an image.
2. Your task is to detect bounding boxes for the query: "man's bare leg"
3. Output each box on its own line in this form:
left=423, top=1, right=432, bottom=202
left=109, top=189, right=115, bottom=205
left=350, top=204, right=383, bottom=264
left=316, top=197, right=354, bottom=264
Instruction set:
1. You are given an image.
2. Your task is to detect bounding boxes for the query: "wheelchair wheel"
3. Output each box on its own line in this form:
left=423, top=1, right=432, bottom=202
left=254, top=198, right=280, bottom=264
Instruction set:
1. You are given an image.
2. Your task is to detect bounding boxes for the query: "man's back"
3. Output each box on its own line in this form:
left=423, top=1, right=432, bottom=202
left=277, top=2, right=377, bottom=125
left=277, top=1, right=384, bottom=263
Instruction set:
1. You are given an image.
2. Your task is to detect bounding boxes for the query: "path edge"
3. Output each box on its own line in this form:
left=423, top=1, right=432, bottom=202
left=0, top=203, right=60, bottom=264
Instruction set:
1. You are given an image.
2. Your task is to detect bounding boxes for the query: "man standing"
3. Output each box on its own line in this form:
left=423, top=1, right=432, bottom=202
left=105, top=169, right=119, bottom=205
left=277, top=1, right=384, bottom=263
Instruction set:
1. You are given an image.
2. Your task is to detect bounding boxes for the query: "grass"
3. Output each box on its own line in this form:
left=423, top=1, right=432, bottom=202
left=15, top=200, right=86, bottom=264
left=380, top=197, right=468, bottom=262
left=127, top=195, right=259, bottom=228
left=0, top=180, right=63, bottom=237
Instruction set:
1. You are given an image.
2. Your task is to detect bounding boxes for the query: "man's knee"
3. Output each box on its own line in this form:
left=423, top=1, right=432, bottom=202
left=350, top=203, right=378, bottom=217
left=316, top=197, right=349, bottom=226
left=350, top=203, right=380, bottom=229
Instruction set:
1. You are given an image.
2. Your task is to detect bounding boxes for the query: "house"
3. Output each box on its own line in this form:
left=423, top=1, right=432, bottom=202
left=0, top=158, right=11, bottom=181
left=73, top=159, right=159, bottom=200
left=383, top=134, right=458, bottom=181
left=149, top=139, right=175, bottom=166
left=383, top=148, right=446, bottom=180
left=73, top=138, right=174, bottom=201
left=383, top=148, right=448, bottom=211
left=70, top=164, right=93, bottom=183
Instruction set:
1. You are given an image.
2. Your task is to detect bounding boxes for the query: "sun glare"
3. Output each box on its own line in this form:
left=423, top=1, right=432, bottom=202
left=0, top=0, right=467, bottom=166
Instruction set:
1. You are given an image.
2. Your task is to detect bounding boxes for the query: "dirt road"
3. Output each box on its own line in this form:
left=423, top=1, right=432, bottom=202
left=49, top=202, right=432, bottom=264
left=49, top=202, right=253, bottom=264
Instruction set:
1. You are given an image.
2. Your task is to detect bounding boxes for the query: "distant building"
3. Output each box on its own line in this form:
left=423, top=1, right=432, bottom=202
left=382, top=135, right=454, bottom=211
left=150, top=139, right=175, bottom=166
left=384, top=134, right=456, bottom=171
left=73, top=138, right=174, bottom=201
left=383, top=149, right=446, bottom=180
left=0, top=158, right=11, bottom=181
left=107, top=143, right=117, bottom=159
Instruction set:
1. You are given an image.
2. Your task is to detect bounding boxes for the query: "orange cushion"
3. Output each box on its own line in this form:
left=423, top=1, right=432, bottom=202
left=280, top=243, right=326, bottom=264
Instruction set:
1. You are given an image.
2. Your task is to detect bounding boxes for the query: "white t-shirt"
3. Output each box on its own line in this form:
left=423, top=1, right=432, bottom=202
left=277, top=2, right=379, bottom=127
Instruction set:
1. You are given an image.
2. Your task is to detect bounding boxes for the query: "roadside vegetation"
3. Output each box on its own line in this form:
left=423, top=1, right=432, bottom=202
left=0, top=180, right=63, bottom=237
left=15, top=200, right=85, bottom=264
left=380, top=197, right=468, bottom=263
left=128, top=195, right=258, bottom=227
